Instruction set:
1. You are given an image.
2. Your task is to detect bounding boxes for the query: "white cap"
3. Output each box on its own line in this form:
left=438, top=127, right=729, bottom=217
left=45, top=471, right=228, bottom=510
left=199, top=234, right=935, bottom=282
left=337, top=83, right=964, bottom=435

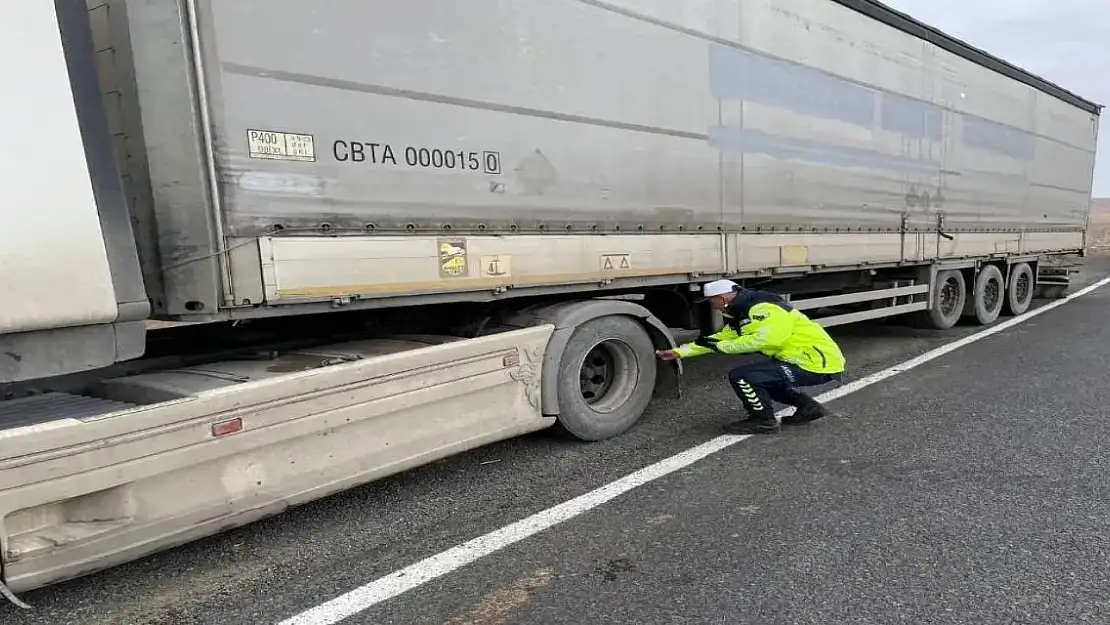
left=701, top=279, right=739, bottom=299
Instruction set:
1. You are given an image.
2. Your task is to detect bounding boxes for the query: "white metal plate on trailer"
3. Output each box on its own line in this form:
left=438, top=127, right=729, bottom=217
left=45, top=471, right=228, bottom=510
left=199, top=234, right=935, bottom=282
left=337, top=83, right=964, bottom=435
left=258, top=234, right=726, bottom=302
left=246, top=129, right=317, bottom=162
left=252, top=230, right=1085, bottom=304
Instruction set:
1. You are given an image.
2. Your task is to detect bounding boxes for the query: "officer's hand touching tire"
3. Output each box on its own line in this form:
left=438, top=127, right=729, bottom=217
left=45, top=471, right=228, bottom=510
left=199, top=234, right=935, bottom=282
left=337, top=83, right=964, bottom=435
left=655, top=349, right=678, bottom=361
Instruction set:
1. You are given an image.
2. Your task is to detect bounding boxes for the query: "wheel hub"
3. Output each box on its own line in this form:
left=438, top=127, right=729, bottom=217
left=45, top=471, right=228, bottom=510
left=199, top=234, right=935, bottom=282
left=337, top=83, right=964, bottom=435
left=1016, top=273, right=1031, bottom=302
left=939, top=277, right=961, bottom=316
left=579, top=344, right=616, bottom=404
left=983, top=277, right=1001, bottom=310
left=577, top=339, right=638, bottom=413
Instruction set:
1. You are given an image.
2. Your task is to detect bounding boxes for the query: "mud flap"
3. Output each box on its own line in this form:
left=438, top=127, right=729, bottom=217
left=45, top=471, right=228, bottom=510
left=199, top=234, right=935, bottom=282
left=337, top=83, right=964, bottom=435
left=653, top=359, right=683, bottom=400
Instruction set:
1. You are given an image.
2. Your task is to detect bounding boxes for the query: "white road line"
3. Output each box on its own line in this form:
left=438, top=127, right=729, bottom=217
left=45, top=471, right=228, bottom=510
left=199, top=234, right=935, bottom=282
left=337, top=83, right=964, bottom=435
left=277, top=275, right=1110, bottom=625
left=276, top=435, right=752, bottom=625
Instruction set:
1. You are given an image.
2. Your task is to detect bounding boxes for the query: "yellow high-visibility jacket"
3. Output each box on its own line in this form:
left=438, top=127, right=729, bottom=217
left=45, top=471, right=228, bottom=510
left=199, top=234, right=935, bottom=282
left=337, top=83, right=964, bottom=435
left=674, top=292, right=845, bottom=374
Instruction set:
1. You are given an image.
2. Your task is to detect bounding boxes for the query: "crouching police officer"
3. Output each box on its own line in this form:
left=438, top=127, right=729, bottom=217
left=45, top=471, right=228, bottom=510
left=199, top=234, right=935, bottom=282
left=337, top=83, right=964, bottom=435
left=657, top=279, right=846, bottom=435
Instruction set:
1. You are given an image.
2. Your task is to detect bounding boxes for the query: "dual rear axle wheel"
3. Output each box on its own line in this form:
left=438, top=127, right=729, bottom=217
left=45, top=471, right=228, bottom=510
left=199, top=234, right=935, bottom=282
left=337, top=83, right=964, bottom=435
left=917, top=262, right=1035, bottom=330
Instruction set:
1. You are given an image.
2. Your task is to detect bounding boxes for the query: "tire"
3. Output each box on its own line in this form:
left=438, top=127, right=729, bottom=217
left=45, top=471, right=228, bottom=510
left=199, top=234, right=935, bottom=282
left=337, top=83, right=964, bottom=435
left=967, top=264, right=1004, bottom=325
left=1003, top=262, right=1035, bottom=315
left=554, top=315, right=657, bottom=441
left=911, top=269, right=966, bottom=330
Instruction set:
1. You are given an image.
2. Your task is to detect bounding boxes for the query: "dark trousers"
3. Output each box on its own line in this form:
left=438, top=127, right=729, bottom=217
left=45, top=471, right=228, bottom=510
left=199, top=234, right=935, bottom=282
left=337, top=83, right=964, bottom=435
left=727, top=357, right=839, bottom=421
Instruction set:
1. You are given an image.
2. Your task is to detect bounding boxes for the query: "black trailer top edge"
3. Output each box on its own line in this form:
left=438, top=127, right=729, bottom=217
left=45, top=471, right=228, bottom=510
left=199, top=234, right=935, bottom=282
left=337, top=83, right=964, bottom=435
left=833, top=0, right=1103, bottom=115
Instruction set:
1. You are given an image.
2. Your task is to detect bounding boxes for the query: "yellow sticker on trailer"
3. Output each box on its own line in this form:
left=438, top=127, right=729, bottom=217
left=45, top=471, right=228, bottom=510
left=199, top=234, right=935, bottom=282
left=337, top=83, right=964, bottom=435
left=438, top=238, right=469, bottom=278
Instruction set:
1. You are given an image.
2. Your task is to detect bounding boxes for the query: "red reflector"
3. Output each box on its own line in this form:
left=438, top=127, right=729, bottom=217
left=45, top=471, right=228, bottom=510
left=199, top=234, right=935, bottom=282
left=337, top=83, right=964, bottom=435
left=212, top=418, right=243, bottom=437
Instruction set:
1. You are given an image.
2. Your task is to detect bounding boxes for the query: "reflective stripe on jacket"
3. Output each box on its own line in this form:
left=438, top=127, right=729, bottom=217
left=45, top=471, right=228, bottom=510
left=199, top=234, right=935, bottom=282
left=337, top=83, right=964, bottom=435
left=674, top=294, right=846, bottom=374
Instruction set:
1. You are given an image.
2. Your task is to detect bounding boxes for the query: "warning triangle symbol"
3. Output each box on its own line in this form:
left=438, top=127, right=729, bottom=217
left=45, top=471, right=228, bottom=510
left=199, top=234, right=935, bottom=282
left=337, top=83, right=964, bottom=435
left=603, top=257, right=614, bottom=270
left=619, top=256, right=630, bottom=269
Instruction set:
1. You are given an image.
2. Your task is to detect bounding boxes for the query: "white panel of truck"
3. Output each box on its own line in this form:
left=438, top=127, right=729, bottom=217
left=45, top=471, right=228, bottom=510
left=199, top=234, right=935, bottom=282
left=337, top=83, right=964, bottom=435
left=0, top=2, right=118, bottom=334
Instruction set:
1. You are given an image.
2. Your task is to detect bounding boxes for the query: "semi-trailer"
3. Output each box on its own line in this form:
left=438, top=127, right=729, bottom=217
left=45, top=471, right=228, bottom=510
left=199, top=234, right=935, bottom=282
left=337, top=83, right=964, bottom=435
left=0, top=0, right=1099, bottom=597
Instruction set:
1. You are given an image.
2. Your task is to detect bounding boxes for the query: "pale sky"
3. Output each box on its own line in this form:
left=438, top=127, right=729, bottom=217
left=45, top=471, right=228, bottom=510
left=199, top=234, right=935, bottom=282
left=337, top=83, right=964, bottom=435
left=880, top=0, right=1108, bottom=197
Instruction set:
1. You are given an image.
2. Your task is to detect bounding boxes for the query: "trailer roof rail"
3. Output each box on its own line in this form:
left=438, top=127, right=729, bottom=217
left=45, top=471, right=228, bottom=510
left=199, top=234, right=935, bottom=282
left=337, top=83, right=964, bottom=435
left=834, top=0, right=1103, bottom=115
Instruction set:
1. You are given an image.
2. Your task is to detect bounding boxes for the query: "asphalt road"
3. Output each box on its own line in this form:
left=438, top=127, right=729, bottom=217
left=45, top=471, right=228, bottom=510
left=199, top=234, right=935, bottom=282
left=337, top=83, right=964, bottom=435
left=5, top=256, right=1110, bottom=625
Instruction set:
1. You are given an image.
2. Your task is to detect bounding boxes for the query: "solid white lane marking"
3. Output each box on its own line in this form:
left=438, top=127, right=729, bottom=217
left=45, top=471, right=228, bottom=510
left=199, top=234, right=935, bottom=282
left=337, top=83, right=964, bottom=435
left=276, top=435, right=751, bottom=625
left=277, top=275, right=1110, bottom=625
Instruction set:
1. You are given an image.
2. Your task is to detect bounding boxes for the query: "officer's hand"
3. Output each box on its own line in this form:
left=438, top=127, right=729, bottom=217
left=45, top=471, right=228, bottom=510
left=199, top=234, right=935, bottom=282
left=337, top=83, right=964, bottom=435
left=656, top=349, right=679, bottom=361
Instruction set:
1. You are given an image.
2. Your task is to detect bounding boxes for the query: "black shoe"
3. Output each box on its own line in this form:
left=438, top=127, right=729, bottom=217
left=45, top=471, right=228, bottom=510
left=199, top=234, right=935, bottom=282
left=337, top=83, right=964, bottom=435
left=782, top=406, right=831, bottom=425
left=722, top=418, right=779, bottom=435
left=780, top=392, right=832, bottom=425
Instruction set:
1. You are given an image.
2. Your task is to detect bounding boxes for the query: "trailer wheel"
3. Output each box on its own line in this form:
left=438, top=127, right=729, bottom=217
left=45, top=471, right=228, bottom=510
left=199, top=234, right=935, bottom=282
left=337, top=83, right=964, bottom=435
left=967, top=264, right=1004, bottom=325
left=912, top=269, right=966, bottom=329
left=554, top=315, right=657, bottom=441
left=1003, top=262, right=1035, bottom=315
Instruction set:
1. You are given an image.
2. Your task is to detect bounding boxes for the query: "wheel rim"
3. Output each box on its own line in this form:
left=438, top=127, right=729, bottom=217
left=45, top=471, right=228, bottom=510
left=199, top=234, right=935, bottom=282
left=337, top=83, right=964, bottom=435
left=578, top=339, right=638, bottom=414
left=939, top=277, right=961, bottom=316
left=1015, top=272, right=1031, bottom=303
left=983, top=277, right=1001, bottom=311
